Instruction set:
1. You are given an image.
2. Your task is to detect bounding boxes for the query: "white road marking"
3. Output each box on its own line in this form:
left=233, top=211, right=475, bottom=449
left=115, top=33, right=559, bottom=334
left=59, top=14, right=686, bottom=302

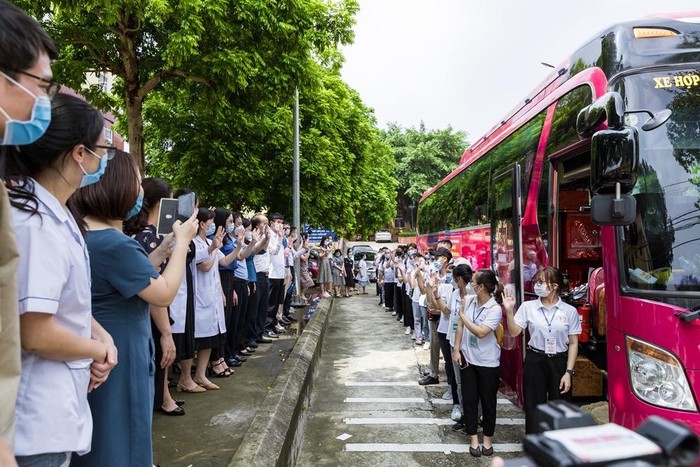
left=430, top=398, right=514, bottom=406
left=344, top=381, right=447, bottom=387
left=344, top=397, right=425, bottom=403
left=344, top=417, right=525, bottom=425
left=345, top=443, right=523, bottom=453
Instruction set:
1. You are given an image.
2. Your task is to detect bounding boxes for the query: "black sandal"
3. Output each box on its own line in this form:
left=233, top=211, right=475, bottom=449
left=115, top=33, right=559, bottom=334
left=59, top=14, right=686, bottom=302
left=208, top=359, right=233, bottom=378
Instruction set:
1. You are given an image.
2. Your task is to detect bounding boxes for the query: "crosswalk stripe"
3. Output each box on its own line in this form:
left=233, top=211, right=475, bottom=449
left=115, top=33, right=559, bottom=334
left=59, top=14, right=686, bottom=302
left=345, top=443, right=523, bottom=453
left=344, top=417, right=525, bottom=425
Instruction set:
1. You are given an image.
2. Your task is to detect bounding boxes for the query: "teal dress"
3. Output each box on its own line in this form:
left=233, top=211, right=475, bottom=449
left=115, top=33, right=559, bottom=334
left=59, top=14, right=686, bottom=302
left=71, top=229, right=159, bottom=467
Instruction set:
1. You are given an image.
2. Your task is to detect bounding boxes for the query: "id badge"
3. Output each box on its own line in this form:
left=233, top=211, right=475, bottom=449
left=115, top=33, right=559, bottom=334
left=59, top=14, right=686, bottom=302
left=544, top=337, right=557, bottom=355
left=469, top=334, right=478, bottom=349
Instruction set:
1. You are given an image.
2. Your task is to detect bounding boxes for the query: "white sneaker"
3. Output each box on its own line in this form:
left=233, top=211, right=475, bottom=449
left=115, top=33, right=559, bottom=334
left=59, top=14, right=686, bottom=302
left=451, top=404, right=462, bottom=421
left=391, top=311, right=396, bottom=316
left=404, top=326, right=411, bottom=335
left=442, top=387, right=453, bottom=400
left=423, top=342, right=430, bottom=350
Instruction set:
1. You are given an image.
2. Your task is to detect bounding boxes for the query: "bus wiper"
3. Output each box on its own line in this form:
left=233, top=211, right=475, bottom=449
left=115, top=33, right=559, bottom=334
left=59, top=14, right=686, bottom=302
left=675, top=308, right=700, bottom=322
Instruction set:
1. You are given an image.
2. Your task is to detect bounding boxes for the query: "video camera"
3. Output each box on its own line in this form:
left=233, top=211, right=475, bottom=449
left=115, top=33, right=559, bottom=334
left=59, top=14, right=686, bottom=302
left=504, top=400, right=699, bottom=466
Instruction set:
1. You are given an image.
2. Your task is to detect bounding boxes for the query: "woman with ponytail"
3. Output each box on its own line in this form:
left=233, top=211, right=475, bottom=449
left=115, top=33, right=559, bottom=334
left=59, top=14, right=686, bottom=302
left=452, top=267, right=503, bottom=458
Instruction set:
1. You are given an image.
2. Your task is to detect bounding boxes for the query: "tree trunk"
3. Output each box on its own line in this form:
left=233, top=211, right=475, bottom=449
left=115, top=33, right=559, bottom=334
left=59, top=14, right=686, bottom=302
left=117, top=11, right=144, bottom=172
left=125, top=96, right=144, bottom=172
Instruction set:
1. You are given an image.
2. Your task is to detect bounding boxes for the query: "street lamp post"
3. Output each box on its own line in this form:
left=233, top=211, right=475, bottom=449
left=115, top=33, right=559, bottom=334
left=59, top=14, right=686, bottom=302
left=408, top=204, right=415, bottom=231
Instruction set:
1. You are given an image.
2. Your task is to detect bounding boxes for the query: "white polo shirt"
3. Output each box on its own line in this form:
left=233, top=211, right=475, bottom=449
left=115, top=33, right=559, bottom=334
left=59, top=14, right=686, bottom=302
left=12, top=180, right=94, bottom=456
left=514, top=297, right=581, bottom=353
left=459, top=297, right=502, bottom=367
left=436, top=282, right=454, bottom=334
left=268, top=233, right=285, bottom=279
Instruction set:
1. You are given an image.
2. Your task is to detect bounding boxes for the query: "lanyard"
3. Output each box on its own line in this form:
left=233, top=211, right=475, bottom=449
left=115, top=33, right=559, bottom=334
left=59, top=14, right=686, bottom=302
left=540, top=306, right=557, bottom=332
left=471, top=299, right=484, bottom=323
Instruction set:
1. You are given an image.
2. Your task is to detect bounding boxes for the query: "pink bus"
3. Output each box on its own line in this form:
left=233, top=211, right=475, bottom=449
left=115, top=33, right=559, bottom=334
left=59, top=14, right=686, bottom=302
left=417, top=13, right=700, bottom=434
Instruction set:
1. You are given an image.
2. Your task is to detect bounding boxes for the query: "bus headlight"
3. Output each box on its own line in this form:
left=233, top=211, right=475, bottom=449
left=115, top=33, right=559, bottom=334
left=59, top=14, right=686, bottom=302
left=626, top=336, right=697, bottom=411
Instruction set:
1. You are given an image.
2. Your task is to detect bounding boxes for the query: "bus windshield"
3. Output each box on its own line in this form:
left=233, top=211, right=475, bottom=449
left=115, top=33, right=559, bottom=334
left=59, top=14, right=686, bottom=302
left=615, top=69, right=700, bottom=294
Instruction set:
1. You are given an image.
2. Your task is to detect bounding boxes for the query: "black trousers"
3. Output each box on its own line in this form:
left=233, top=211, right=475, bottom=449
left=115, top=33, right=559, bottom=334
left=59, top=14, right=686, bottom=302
left=218, top=270, right=236, bottom=361
left=438, top=332, right=457, bottom=394
left=226, top=278, right=248, bottom=357
left=255, top=273, right=270, bottom=338
left=402, top=289, right=414, bottom=329
left=246, top=282, right=258, bottom=344
left=394, top=284, right=403, bottom=319
left=383, top=282, right=395, bottom=310
left=460, top=364, right=500, bottom=437
left=523, top=350, right=568, bottom=433
left=266, top=278, right=284, bottom=330
left=282, top=266, right=295, bottom=318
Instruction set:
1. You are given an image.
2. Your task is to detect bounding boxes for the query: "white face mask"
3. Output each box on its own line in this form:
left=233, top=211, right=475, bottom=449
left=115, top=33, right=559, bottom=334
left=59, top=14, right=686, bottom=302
left=533, top=283, right=551, bottom=298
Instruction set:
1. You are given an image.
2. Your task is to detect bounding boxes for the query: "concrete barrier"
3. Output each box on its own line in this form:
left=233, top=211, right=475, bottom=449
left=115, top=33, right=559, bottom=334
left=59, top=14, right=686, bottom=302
left=229, top=298, right=334, bottom=467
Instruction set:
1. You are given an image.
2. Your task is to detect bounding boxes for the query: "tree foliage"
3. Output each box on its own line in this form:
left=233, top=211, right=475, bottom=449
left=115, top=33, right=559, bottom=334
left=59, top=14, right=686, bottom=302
left=16, top=0, right=399, bottom=236
left=381, top=123, right=468, bottom=228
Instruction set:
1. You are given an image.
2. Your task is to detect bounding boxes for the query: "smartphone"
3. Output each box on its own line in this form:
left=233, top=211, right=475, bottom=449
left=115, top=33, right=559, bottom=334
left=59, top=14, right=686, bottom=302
left=157, top=198, right=178, bottom=236
left=459, top=350, right=469, bottom=370
left=177, top=192, right=196, bottom=221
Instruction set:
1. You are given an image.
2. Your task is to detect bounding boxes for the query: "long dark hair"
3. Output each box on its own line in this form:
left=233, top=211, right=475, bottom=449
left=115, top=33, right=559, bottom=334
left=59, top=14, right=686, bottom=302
left=5, top=93, right=103, bottom=217
left=123, top=177, right=171, bottom=236
left=533, top=267, right=565, bottom=296
left=213, top=207, right=231, bottom=245
left=452, top=264, right=474, bottom=288
left=473, top=269, right=504, bottom=305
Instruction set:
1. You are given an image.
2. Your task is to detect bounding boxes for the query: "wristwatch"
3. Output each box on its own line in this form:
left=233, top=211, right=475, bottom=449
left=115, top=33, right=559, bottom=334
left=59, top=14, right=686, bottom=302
left=566, top=369, right=576, bottom=376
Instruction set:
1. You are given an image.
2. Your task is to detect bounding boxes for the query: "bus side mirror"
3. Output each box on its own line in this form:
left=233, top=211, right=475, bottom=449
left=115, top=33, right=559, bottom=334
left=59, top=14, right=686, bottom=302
left=577, top=92, right=625, bottom=138
left=590, top=126, right=639, bottom=194
left=590, top=193, right=636, bottom=226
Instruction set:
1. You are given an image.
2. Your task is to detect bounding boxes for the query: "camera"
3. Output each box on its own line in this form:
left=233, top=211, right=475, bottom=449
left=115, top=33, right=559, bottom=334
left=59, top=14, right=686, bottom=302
left=503, top=400, right=699, bottom=466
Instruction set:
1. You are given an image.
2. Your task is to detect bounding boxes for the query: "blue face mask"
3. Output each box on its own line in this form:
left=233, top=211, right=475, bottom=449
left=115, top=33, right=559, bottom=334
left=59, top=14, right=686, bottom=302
left=433, top=261, right=442, bottom=273
left=206, top=223, right=216, bottom=236
left=226, top=224, right=236, bottom=234
left=0, top=72, right=52, bottom=145
left=79, top=148, right=108, bottom=188
left=125, top=193, right=143, bottom=219
left=445, top=272, right=453, bottom=284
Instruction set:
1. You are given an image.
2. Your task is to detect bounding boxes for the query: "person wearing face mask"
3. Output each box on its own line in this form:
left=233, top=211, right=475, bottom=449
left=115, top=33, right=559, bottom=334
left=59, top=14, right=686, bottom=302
left=0, top=4, right=58, bottom=465
left=6, top=93, right=117, bottom=467
left=503, top=266, right=581, bottom=434
left=331, top=248, right=346, bottom=298
left=123, top=178, right=184, bottom=417
left=343, top=248, right=355, bottom=297
left=68, top=150, right=198, bottom=467
left=381, top=250, right=396, bottom=312
left=419, top=247, right=453, bottom=387
left=452, top=268, right=503, bottom=457
left=220, top=213, right=258, bottom=367
left=241, top=218, right=268, bottom=348
left=317, top=235, right=333, bottom=298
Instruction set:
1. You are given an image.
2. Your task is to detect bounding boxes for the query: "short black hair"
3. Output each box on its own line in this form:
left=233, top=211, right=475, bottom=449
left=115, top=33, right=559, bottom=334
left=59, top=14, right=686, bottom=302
left=0, top=1, right=58, bottom=76
left=269, top=212, right=284, bottom=222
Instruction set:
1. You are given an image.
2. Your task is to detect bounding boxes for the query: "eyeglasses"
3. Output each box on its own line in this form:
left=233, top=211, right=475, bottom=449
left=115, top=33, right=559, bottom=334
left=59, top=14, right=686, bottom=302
left=85, top=144, right=117, bottom=161
left=13, top=70, right=59, bottom=99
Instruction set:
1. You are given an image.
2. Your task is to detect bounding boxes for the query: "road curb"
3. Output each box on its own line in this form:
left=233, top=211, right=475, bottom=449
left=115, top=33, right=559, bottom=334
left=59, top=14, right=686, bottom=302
left=229, top=298, right=334, bottom=467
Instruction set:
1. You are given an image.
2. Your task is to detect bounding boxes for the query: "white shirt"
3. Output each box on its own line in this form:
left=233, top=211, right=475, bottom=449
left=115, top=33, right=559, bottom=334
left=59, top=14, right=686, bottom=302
left=193, top=236, right=227, bottom=338
left=12, top=180, right=94, bottom=456
left=514, top=297, right=581, bottom=353
left=170, top=242, right=204, bottom=334
left=447, top=290, right=477, bottom=346
left=436, top=283, right=454, bottom=334
left=459, top=297, right=502, bottom=367
left=268, top=233, right=285, bottom=279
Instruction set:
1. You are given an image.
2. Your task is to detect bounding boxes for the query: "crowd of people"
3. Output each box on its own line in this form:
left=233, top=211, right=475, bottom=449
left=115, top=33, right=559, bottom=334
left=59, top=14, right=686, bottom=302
left=0, top=3, right=584, bottom=464
left=0, top=4, right=316, bottom=465
left=371, top=239, right=580, bottom=457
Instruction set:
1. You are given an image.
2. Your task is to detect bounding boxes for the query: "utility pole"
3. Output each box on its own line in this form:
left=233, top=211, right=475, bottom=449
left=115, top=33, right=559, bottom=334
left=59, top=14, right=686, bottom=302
left=293, top=87, right=300, bottom=235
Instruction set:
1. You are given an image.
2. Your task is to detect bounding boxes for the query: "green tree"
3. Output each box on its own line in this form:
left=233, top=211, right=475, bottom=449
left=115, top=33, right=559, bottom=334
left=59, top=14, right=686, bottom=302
left=382, top=123, right=468, bottom=229
left=144, top=61, right=396, bottom=238
left=17, top=0, right=358, bottom=170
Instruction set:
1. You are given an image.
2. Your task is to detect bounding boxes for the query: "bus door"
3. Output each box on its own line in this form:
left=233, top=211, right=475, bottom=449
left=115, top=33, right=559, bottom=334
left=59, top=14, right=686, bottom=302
left=490, top=163, right=526, bottom=400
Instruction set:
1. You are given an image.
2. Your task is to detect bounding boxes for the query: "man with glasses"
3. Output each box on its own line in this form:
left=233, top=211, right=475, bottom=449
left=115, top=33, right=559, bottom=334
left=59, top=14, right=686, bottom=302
left=0, top=1, right=58, bottom=465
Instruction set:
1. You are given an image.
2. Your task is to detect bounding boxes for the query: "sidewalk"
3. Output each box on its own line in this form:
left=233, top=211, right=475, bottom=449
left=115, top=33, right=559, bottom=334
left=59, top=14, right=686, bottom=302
left=152, top=324, right=299, bottom=466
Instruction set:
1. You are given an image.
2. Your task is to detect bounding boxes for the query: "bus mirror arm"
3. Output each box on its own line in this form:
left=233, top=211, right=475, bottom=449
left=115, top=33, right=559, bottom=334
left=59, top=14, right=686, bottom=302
left=576, top=92, right=625, bottom=138
left=674, top=309, right=700, bottom=323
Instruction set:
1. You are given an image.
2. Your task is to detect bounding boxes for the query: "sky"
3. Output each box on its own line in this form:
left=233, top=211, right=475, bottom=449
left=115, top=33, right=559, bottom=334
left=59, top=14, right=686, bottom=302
left=341, top=0, right=700, bottom=143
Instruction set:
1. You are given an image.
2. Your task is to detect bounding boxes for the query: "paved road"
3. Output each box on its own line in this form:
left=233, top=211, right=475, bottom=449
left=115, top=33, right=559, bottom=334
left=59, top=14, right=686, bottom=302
left=297, top=292, right=526, bottom=466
